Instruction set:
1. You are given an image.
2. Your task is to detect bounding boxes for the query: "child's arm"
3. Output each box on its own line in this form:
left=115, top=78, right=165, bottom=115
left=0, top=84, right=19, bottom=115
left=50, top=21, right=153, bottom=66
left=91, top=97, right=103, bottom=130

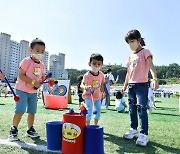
left=18, top=68, right=42, bottom=88
left=80, top=81, right=91, bottom=91
left=0, top=72, right=5, bottom=79
left=122, top=72, right=129, bottom=93
left=147, top=57, right=159, bottom=90
left=80, top=74, right=93, bottom=91
left=41, top=74, right=46, bottom=82
left=110, top=74, right=118, bottom=84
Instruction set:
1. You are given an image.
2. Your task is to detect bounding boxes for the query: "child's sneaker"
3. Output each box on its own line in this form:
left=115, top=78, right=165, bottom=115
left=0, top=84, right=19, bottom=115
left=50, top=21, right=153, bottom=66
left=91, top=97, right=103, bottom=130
left=26, top=126, right=40, bottom=138
left=123, top=128, right=139, bottom=139
left=136, top=133, right=148, bottom=146
left=8, top=126, right=18, bottom=141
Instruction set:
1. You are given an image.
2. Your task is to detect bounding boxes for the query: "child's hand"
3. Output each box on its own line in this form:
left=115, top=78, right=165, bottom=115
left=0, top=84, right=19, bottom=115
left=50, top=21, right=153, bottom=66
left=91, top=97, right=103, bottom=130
left=48, top=88, right=53, bottom=94
left=152, top=80, right=159, bottom=90
left=84, top=85, right=91, bottom=91
left=0, top=72, right=5, bottom=79
left=121, top=86, right=126, bottom=94
left=34, top=81, right=42, bottom=89
left=101, top=92, right=106, bottom=99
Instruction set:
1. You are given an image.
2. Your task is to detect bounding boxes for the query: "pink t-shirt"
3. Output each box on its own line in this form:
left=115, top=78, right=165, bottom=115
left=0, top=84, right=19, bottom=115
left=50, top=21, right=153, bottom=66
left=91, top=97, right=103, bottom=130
left=15, top=57, right=45, bottom=93
left=127, top=49, right=153, bottom=83
left=82, top=71, right=105, bottom=101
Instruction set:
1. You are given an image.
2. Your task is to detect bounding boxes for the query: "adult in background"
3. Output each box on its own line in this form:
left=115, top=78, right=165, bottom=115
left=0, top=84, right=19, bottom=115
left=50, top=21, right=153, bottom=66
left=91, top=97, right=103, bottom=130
left=104, top=68, right=118, bottom=109
left=106, top=68, right=119, bottom=85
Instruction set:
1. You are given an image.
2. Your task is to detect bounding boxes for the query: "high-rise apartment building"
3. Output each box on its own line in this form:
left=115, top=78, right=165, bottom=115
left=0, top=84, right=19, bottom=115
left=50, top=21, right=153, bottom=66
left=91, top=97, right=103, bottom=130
left=0, top=33, right=11, bottom=78
left=20, top=40, right=30, bottom=61
left=44, top=51, right=49, bottom=74
left=49, top=53, right=68, bottom=79
left=9, top=40, right=21, bottom=82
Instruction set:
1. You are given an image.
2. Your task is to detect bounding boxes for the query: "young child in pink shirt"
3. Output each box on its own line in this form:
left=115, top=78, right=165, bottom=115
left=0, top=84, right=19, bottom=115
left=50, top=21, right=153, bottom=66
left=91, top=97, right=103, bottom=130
left=122, top=29, right=159, bottom=146
left=81, top=53, right=105, bottom=125
left=8, top=38, right=46, bottom=141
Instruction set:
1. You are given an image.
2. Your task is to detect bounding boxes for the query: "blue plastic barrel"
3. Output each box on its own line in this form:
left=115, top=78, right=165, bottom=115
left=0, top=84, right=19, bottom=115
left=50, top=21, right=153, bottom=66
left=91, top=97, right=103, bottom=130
left=46, top=121, right=63, bottom=150
left=85, top=125, right=104, bottom=154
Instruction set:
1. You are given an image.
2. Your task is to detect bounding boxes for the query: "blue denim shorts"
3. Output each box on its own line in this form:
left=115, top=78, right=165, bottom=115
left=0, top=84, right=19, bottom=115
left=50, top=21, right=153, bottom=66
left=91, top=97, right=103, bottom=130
left=84, top=98, right=101, bottom=121
left=15, top=89, right=38, bottom=114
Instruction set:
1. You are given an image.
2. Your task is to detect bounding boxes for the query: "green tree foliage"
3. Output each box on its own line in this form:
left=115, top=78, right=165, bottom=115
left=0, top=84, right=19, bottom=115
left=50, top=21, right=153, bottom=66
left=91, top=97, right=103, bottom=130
left=67, top=63, right=180, bottom=85
left=156, top=63, right=180, bottom=79
left=158, top=79, right=167, bottom=85
left=66, top=69, right=87, bottom=85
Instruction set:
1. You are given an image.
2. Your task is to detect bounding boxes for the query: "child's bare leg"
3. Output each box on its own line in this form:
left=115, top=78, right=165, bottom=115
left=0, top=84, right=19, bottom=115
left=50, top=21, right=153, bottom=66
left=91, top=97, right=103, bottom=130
left=94, top=119, right=98, bottom=125
left=13, top=113, right=23, bottom=128
left=27, top=113, right=35, bottom=129
left=86, top=121, right=90, bottom=125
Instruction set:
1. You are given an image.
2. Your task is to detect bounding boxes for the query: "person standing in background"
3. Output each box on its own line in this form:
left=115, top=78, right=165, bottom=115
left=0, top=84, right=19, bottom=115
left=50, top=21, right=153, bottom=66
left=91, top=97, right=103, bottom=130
left=104, top=68, right=118, bottom=109
left=77, top=75, right=84, bottom=107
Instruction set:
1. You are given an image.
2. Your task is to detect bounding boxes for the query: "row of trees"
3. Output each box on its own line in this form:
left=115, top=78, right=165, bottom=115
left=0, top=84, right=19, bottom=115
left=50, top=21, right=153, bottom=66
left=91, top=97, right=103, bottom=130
left=67, top=63, right=180, bottom=85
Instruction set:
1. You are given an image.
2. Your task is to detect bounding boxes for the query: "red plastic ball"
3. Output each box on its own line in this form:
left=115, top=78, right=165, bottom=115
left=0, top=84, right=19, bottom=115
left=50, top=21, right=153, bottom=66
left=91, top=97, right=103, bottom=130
left=14, top=95, right=20, bottom=102
left=48, top=80, right=54, bottom=86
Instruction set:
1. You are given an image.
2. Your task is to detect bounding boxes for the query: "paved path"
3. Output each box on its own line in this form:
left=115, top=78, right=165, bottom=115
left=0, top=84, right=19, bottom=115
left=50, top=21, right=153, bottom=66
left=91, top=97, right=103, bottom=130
left=0, top=138, right=61, bottom=153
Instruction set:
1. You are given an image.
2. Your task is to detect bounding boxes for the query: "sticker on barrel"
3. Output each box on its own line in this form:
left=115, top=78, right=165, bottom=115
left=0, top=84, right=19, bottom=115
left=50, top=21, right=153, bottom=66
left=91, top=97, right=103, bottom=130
left=62, top=122, right=81, bottom=143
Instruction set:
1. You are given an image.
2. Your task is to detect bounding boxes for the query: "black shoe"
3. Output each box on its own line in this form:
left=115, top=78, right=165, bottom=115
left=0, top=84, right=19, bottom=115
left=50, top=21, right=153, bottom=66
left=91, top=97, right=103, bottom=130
left=8, top=126, right=18, bottom=141
left=26, top=126, right=40, bottom=138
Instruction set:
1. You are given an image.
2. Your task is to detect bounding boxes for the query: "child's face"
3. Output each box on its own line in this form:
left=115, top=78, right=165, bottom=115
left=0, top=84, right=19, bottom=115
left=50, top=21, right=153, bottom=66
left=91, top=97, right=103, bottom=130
left=89, top=59, right=103, bottom=68
left=128, top=39, right=141, bottom=52
left=30, top=44, right=45, bottom=61
left=89, top=59, right=103, bottom=73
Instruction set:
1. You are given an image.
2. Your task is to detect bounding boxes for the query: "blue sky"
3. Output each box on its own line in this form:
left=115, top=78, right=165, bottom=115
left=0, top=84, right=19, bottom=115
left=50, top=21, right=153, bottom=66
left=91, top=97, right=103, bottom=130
left=0, top=0, right=180, bottom=70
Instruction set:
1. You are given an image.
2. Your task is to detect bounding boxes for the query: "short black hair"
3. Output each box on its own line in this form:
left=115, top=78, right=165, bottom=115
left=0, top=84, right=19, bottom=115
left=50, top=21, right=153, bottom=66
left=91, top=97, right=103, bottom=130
left=103, top=70, right=107, bottom=74
left=30, top=38, right=45, bottom=49
left=107, top=68, right=112, bottom=73
left=125, top=29, right=145, bottom=46
left=89, top=53, right=103, bottom=63
left=116, top=91, right=123, bottom=99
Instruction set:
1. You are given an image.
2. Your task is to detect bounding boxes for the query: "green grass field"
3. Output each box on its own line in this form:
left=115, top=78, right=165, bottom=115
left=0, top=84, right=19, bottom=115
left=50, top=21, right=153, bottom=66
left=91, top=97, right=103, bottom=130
left=0, top=95, right=179, bottom=154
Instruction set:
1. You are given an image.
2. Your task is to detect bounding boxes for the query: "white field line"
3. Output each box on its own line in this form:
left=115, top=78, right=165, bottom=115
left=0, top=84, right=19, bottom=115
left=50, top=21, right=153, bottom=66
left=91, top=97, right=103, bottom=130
left=0, top=138, right=61, bottom=153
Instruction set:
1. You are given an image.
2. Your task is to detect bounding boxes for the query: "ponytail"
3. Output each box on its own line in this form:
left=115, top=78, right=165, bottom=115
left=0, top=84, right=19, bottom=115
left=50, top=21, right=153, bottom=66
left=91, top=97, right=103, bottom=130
left=140, top=38, right=146, bottom=46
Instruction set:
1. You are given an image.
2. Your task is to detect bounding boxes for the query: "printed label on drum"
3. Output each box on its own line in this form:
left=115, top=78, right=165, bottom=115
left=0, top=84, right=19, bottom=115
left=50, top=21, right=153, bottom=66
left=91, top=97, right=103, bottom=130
left=62, top=122, right=81, bottom=142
